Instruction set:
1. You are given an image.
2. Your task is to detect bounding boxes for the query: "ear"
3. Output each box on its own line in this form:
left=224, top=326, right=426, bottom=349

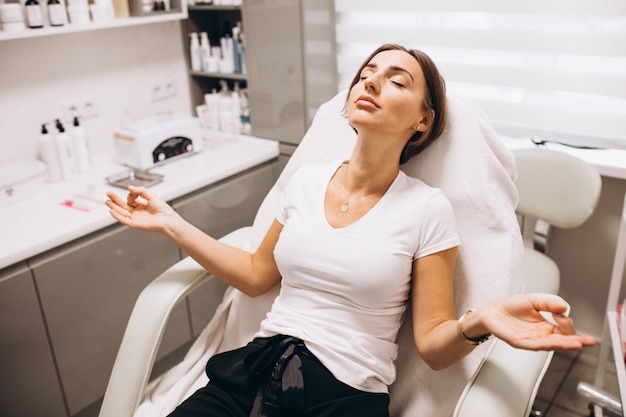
left=415, top=109, right=435, bottom=132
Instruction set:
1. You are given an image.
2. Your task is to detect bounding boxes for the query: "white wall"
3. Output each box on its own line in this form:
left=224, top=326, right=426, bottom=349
left=0, top=20, right=191, bottom=164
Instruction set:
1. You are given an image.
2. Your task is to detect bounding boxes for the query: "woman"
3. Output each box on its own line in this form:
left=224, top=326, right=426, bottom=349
left=106, top=44, right=595, bottom=417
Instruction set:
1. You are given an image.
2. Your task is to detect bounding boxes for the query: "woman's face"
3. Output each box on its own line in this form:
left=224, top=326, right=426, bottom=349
left=347, top=49, right=430, bottom=141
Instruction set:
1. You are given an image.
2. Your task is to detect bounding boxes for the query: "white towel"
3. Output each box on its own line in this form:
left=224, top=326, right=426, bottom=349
left=134, top=92, right=523, bottom=417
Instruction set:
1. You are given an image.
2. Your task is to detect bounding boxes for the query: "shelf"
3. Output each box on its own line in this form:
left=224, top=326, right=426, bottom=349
left=188, top=5, right=240, bottom=12
left=0, top=10, right=187, bottom=41
left=190, top=70, right=246, bottom=81
left=606, top=311, right=626, bottom=407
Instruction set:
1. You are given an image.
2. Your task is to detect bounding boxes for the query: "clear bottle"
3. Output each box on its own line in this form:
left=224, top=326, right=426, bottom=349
left=71, top=117, right=91, bottom=173
left=38, top=123, right=62, bottom=181
left=25, top=0, right=43, bottom=28
left=47, top=0, right=64, bottom=26
left=189, top=32, right=201, bottom=72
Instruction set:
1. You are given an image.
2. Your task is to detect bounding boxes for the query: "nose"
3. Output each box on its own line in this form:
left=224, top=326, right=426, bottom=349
left=363, top=73, right=379, bottom=93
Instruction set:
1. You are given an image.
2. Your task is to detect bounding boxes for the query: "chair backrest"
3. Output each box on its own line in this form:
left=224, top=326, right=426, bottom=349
left=513, top=147, right=602, bottom=248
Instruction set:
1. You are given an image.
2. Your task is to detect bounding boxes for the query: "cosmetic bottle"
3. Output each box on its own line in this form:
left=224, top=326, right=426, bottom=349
left=239, top=88, right=251, bottom=135
left=47, top=0, right=65, bottom=26
left=54, top=119, right=75, bottom=180
left=232, top=24, right=241, bottom=74
left=38, top=123, right=62, bottom=182
left=189, top=32, right=201, bottom=72
left=217, top=80, right=235, bottom=133
left=71, top=117, right=91, bottom=173
left=219, top=34, right=234, bottom=73
left=25, top=0, right=43, bottom=28
left=231, top=82, right=242, bottom=134
left=200, top=32, right=211, bottom=72
left=204, top=88, right=220, bottom=130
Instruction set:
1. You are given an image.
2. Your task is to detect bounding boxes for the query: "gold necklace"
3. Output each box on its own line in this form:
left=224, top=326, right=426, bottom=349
left=339, top=163, right=382, bottom=213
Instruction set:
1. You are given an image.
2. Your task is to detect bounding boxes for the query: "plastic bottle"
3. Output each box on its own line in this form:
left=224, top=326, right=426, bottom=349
left=54, top=119, right=75, bottom=180
left=217, top=80, right=235, bottom=132
left=231, top=82, right=242, bottom=134
left=38, top=123, right=62, bottom=182
left=204, top=88, right=220, bottom=130
left=239, top=88, right=251, bottom=135
left=71, top=117, right=91, bottom=173
left=219, top=34, right=234, bottom=73
left=232, top=23, right=241, bottom=74
left=189, top=32, right=201, bottom=72
left=47, top=0, right=65, bottom=26
left=24, top=0, right=43, bottom=28
left=199, top=32, right=211, bottom=72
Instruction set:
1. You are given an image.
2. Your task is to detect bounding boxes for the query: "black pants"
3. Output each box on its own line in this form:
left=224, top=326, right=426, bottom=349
left=167, top=335, right=390, bottom=417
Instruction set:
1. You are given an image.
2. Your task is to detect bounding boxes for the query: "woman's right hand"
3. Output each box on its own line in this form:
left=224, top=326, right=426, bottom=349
left=105, top=185, right=180, bottom=234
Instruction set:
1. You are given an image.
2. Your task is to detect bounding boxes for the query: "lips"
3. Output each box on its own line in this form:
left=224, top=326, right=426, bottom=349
left=355, top=95, right=380, bottom=109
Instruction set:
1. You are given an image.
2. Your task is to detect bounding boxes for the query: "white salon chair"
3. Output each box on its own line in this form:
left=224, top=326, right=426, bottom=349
left=98, top=94, right=589, bottom=417
left=513, top=147, right=602, bottom=295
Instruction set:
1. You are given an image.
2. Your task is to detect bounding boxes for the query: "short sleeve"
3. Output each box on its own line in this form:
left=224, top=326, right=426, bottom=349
left=414, top=191, right=461, bottom=259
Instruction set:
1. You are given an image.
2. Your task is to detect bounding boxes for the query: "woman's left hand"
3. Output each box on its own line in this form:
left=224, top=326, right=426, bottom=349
left=479, top=294, right=596, bottom=351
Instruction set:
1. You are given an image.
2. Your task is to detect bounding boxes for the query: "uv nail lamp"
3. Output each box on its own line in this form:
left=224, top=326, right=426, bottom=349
left=114, top=113, right=203, bottom=170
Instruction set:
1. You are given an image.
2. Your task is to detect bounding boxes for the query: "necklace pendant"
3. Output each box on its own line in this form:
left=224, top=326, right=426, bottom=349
left=340, top=202, right=349, bottom=213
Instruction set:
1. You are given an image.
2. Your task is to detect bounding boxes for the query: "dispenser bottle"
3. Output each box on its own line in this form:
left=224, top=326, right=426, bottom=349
left=38, top=123, right=62, bottom=182
left=199, top=32, right=211, bottom=72
left=189, top=32, right=201, bottom=72
left=204, top=88, right=220, bottom=131
left=54, top=119, right=75, bottom=180
left=47, top=0, right=65, bottom=26
left=71, top=117, right=91, bottom=173
left=217, top=80, right=235, bottom=133
left=24, top=0, right=43, bottom=28
left=231, top=82, right=242, bottom=134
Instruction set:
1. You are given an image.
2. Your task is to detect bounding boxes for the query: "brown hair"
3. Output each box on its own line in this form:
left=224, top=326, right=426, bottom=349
left=345, top=44, right=447, bottom=164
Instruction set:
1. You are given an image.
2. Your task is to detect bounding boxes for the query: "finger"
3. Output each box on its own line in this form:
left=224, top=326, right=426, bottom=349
left=106, top=191, right=131, bottom=211
left=105, top=199, right=134, bottom=222
left=128, top=185, right=156, bottom=202
left=552, top=313, right=577, bottom=335
left=527, top=294, right=569, bottom=316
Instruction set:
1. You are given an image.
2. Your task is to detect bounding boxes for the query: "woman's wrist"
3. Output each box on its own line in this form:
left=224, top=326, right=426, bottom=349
left=457, top=308, right=493, bottom=345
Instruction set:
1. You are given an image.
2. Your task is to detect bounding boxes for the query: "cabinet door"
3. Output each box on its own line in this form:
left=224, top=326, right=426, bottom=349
left=0, top=263, right=67, bottom=417
left=30, top=225, right=186, bottom=415
left=242, top=0, right=307, bottom=144
left=172, top=161, right=277, bottom=335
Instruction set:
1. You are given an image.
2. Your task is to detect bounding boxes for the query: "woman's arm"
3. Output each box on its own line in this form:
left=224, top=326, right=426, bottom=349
left=411, top=247, right=596, bottom=371
left=106, top=185, right=282, bottom=297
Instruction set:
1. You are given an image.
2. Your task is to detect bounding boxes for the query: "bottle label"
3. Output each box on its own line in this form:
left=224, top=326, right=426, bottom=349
left=26, top=5, right=44, bottom=28
left=48, top=3, right=64, bottom=26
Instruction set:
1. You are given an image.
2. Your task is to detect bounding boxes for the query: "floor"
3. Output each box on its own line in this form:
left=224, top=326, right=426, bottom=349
left=79, top=343, right=620, bottom=417
left=532, top=345, right=620, bottom=417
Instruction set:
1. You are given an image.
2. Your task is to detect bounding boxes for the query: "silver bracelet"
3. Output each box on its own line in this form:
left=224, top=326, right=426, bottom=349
left=457, top=308, right=493, bottom=345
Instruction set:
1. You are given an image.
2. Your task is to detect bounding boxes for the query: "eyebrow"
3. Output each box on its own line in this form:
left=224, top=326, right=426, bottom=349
left=365, top=63, right=415, bottom=83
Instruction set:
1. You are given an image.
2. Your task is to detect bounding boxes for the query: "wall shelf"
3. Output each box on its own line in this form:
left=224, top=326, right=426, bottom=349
left=190, top=70, right=246, bottom=81
left=0, top=9, right=187, bottom=41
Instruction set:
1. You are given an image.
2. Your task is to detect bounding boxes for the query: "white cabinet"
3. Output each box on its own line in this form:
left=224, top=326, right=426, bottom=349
left=30, top=225, right=185, bottom=415
left=0, top=263, right=67, bottom=417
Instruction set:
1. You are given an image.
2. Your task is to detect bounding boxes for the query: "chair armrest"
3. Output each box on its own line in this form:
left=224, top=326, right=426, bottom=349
left=453, top=338, right=553, bottom=417
left=98, top=226, right=252, bottom=417
left=453, top=293, right=570, bottom=417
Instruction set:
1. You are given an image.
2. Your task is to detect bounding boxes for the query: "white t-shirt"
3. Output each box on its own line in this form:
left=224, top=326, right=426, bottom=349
left=256, top=160, right=461, bottom=393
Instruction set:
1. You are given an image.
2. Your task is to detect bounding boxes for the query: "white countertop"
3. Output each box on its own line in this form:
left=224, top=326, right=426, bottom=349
left=0, top=132, right=279, bottom=271
left=501, top=136, right=626, bottom=181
